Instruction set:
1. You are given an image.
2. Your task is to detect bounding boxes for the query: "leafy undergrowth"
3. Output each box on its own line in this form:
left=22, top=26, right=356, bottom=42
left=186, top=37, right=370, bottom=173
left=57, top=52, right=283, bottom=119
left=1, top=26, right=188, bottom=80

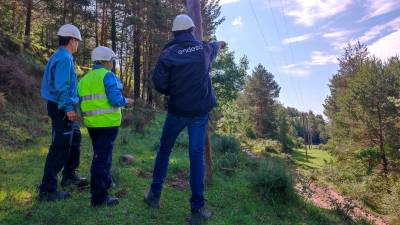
left=0, top=113, right=356, bottom=225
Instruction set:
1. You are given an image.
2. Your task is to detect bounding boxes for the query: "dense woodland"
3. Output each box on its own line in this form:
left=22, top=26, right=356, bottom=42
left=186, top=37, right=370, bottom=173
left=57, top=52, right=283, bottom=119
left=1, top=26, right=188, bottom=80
left=0, top=0, right=327, bottom=148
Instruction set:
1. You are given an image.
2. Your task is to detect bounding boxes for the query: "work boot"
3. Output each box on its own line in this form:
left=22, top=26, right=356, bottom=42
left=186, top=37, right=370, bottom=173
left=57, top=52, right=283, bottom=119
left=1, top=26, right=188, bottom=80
left=91, top=196, right=119, bottom=207
left=144, top=190, right=160, bottom=208
left=190, top=207, right=212, bottom=225
left=61, top=172, right=88, bottom=187
left=39, top=191, right=71, bottom=202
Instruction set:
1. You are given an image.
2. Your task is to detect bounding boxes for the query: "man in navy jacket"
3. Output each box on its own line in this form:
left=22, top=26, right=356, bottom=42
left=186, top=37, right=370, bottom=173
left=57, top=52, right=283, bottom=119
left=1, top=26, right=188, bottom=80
left=144, top=14, right=226, bottom=225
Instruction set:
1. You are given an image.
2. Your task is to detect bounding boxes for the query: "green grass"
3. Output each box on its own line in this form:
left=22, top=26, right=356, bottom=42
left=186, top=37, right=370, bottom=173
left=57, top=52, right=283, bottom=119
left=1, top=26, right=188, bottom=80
left=0, top=114, right=354, bottom=225
left=292, top=148, right=333, bottom=171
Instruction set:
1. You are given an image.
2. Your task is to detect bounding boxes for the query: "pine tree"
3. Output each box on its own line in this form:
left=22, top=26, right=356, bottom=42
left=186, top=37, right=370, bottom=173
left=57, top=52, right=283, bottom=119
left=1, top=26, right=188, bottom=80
left=242, top=64, right=280, bottom=139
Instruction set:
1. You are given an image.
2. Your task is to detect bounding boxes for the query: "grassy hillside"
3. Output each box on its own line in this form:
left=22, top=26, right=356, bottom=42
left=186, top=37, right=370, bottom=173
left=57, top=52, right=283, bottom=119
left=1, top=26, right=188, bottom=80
left=1, top=113, right=357, bottom=225
left=0, top=30, right=49, bottom=147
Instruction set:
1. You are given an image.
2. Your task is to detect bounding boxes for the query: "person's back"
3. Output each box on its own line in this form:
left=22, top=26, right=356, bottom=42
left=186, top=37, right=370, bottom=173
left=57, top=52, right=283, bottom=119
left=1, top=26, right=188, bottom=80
left=147, top=14, right=226, bottom=225
left=153, top=32, right=221, bottom=117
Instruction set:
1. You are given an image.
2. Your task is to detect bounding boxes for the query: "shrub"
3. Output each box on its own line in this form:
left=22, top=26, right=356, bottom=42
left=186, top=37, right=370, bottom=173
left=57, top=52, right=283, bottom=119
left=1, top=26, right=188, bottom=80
left=355, top=147, right=381, bottom=174
left=292, top=137, right=304, bottom=149
left=0, top=92, right=5, bottom=111
left=122, top=99, right=155, bottom=133
left=245, top=138, right=281, bottom=155
left=249, top=157, right=295, bottom=201
left=0, top=56, right=37, bottom=100
left=0, top=121, right=34, bottom=146
left=384, top=181, right=400, bottom=220
left=215, top=152, right=249, bottom=176
left=212, top=134, right=241, bottom=154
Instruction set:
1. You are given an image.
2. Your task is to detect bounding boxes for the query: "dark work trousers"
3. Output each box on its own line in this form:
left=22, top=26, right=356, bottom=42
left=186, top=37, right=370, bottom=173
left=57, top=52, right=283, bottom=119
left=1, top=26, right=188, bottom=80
left=39, top=101, right=81, bottom=193
left=87, top=127, right=119, bottom=204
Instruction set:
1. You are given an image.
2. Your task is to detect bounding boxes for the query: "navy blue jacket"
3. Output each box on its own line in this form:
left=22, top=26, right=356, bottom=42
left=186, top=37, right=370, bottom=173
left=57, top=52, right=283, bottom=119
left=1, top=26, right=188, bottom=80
left=152, top=32, right=221, bottom=117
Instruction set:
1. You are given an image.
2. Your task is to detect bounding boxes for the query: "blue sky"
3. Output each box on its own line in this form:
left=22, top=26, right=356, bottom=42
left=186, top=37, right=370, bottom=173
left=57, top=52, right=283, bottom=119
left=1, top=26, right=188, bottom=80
left=215, top=0, right=400, bottom=115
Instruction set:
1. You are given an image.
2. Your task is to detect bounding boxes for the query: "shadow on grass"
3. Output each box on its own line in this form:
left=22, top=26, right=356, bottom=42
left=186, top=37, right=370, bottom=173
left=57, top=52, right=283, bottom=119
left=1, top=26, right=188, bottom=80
left=292, top=149, right=319, bottom=170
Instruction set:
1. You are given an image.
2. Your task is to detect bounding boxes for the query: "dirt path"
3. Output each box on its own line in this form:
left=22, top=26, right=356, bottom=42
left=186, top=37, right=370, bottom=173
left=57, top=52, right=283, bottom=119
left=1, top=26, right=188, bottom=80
left=242, top=148, right=390, bottom=225
left=295, top=170, right=390, bottom=225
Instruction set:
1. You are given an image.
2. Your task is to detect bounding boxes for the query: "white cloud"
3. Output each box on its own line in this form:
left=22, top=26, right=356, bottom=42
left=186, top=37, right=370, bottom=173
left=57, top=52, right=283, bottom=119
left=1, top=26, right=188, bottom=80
left=359, top=16, right=400, bottom=43
left=307, top=51, right=338, bottom=65
left=360, top=0, right=400, bottom=22
left=282, top=33, right=313, bottom=45
left=369, top=30, right=400, bottom=60
left=232, top=16, right=243, bottom=27
left=322, top=30, right=354, bottom=50
left=281, top=64, right=311, bottom=77
left=285, top=0, right=352, bottom=27
left=331, top=17, right=400, bottom=50
left=281, top=51, right=338, bottom=77
left=220, top=0, right=241, bottom=5
left=322, top=30, right=354, bottom=39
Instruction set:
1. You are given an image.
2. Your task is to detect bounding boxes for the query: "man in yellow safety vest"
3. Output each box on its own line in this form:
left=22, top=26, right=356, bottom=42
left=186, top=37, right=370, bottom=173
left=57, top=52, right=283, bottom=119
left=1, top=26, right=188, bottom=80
left=78, top=46, right=133, bottom=207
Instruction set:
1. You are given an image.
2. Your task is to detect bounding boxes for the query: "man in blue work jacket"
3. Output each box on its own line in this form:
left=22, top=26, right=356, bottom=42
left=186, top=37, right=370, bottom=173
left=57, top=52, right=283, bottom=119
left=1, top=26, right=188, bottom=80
left=144, top=14, right=226, bottom=225
left=39, top=24, right=87, bottom=201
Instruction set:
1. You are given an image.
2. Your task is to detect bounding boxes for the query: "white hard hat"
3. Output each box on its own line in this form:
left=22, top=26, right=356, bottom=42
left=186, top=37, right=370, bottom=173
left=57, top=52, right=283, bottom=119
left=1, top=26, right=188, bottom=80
left=172, top=14, right=195, bottom=32
left=57, top=24, right=82, bottom=41
left=91, top=46, right=118, bottom=62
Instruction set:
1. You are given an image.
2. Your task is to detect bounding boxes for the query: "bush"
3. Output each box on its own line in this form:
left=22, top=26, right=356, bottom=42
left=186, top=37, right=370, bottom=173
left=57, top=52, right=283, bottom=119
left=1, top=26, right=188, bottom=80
left=245, top=139, right=281, bottom=155
left=384, top=181, right=400, bottom=220
left=249, top=157, right=295, bottom=201
left=292, top=137, right=304, bottom=149
left=212, top=134, right=241, bottom=154
left=215, top=152, right=251, bottom=176
left=122, top=99, right=155, bottom=133
left=0, top=92, right=5, bottom=111
left=0, top=121, right=34, bottom=146
left=355, top=147, right=381, bottom=174
left=0, top=56, right=38, bottom=98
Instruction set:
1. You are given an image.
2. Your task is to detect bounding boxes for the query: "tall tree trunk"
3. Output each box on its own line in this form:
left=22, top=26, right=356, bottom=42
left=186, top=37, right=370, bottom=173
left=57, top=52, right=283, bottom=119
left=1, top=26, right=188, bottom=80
left=110, top=1, right=117, bottom=73
left=186, top=0, right=212, bottom=183
left=95, top=0, right=99, bottom=46
left=62, top=0, right=67, bottom=24
left=23, top=0, right=33, bottom=48
left=186, top=0, right=203, bottom=40
left=142, top=34, right=150, bottom=100
left=118, top=12, right=127, bottom=83
left=133, top=22, right=142, bottom=99
left=147, top=42, right=154, bottom=105
left=100, top=1, right=108, bottom=46
left=377, top=107, right=389, bottom=175
left=70, top=2, right=75, bottom=24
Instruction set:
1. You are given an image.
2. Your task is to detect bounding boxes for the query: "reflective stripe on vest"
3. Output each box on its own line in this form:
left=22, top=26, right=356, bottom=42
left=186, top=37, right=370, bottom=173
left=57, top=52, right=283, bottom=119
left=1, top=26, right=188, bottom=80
left=82, top=107, right=119, bottom=116
left=78, top=68, right=122, bottom=128
left=81, top=93, right=107, bottom=101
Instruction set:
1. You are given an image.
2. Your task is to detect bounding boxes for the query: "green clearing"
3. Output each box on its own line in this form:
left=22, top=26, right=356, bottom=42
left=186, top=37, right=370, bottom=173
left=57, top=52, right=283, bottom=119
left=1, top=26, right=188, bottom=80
left=292, top=148, right=333, bottom=171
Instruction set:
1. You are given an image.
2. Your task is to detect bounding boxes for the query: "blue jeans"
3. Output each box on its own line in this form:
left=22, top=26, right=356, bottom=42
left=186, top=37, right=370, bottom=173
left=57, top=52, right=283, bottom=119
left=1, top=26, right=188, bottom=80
left=88, top=127, right=119, bottom=204
left=151, top=113, right=208, bottom=211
